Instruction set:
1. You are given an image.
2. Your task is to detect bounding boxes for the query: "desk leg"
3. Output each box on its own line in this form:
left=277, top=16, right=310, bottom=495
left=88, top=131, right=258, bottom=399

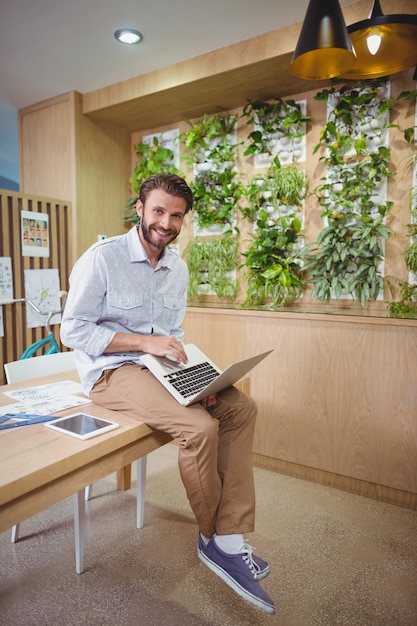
left=73, top=490, right=85, bottom=574
left=11, top=523, right=20, bottom=543
left=136, top=456, right=147, bottom=529
left=117, top=464, right=132, bottom=490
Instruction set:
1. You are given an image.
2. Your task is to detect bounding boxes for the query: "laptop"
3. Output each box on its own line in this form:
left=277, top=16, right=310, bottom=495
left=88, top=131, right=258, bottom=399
left=141, top=343, right=273, bottom=406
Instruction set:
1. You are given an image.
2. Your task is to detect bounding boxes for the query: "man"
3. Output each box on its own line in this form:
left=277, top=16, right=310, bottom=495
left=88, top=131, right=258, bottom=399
left=61, top=173, right=275, bottom=615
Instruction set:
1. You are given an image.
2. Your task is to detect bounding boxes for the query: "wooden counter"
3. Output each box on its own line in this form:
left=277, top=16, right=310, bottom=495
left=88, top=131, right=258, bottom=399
left=183, top=307, right=417, bottom=510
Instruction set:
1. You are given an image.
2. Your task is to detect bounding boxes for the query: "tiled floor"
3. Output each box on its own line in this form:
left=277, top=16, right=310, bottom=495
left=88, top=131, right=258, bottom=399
left=1, top=443, right=417, bottom=625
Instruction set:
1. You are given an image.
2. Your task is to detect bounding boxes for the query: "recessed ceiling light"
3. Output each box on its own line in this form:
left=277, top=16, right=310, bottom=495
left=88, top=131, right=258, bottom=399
left=114, top=29, right=143, bottom=45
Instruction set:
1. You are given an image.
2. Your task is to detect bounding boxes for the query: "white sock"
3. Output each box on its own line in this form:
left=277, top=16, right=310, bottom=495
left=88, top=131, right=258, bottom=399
left=214, top=533, right=245, bottom=554
left=200, top=533, right=211, bottom=545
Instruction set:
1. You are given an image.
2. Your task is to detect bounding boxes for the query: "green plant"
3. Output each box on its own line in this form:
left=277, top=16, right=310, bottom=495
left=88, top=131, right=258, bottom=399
left=180, top=113, right=239, bottom=168
left=184, top=237, right=239, bottom=300
left=313, top=80, right=395, bottom=166
left=386, top=277, right=417, bottom=319
left=404, top=168, right=417, bottom=273
left=189, top=169, right=242, bottom=232
left=241, top=211, right=304, bottom=308
left=180, top=113, right=243, bottom=232
left=397, top=87, right=417, bottom=143
left=304, top=81, right=397, bottom=307
left=385, top=154, right=417, bottom=318
left=316, top=148, right=394, bottom=215
left=242, top=98, right=310, bottom=156
left=303, top=149, right=394, bottom=305
left=125, top=136, right=180, bottom=224
left=242, top=157, right=307, bottom=223
left=301, top=204, right=393, bottom=305
left=239, top=155, right=306, bottom=307
left=404, top=241, right=417, bottom=274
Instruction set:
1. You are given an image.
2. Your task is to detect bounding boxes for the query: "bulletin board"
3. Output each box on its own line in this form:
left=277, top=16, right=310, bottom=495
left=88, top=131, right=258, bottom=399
left=0, top=190, right=72, bottom=383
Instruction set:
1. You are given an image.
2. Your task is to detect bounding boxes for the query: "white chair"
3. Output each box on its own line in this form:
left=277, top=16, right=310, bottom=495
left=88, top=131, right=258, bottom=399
left=4, top=352, right=147, bottom=573
left=4, top=350, right=77, bottom=384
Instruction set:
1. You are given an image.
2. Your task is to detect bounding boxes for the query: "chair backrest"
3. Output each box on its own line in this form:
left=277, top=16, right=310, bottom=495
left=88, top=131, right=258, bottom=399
left=4, top=351, right=76, bottom=384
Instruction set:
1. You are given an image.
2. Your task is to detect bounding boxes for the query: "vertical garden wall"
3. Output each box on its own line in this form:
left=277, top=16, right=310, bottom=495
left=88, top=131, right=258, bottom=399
left=127, top=75, right=417, bottom=318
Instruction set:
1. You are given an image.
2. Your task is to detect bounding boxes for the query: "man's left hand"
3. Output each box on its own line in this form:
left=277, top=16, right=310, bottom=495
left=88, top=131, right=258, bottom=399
left=200, top=394, right=217, bottom=409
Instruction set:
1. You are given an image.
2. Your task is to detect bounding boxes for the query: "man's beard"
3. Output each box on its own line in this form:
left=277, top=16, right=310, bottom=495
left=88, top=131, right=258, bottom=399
left=140, top=217, right=178, bottom=250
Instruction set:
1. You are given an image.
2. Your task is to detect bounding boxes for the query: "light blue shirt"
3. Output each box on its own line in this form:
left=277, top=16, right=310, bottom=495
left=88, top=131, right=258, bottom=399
left=60, top=225, right=188, bottom=396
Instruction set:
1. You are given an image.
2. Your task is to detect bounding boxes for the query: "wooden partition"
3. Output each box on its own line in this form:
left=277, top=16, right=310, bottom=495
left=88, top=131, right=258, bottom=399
left=183, top=307, right=417, bottom=510
left=0, top=190, right=72, bottom=383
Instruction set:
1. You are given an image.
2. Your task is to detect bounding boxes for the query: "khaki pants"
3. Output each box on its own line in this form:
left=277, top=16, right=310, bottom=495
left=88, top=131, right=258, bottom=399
left=90, top=364, right=257, bottom=538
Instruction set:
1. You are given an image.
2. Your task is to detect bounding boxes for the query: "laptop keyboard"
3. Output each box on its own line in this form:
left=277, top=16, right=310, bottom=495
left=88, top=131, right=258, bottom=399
left=164, top=362, right=219, bottom=398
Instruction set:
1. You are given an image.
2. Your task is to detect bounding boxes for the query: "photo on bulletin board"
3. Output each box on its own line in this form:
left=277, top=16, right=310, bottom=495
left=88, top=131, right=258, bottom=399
left=23, top=268, right=61, bottom=328
left=21, top=210, right=50, bottom=257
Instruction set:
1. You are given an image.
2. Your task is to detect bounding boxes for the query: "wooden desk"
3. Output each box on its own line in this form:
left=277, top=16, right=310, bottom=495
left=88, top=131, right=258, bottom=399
left=0, top=371, right=172, bottom=571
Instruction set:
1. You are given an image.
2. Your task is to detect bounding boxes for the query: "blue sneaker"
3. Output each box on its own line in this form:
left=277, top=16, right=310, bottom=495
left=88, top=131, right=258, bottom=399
left=251, top=552, right=271, bottom=581
left=198, top=537, right=275, bottom=614
left=198, top=534, right=270, bottom=580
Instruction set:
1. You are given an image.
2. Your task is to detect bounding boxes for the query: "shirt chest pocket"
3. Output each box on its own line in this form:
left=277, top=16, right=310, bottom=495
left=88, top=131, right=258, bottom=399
left=108, top=293, right=143, bottom=327
left=162, top=295, right=182, bottom=311
left=161, top=295, right=183, bottom=327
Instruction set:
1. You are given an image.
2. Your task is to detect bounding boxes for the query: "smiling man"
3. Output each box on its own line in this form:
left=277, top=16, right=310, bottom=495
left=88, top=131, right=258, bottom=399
left=137, top=185, right=186, bottom=261
left=60, top=173, right=275, bottom=615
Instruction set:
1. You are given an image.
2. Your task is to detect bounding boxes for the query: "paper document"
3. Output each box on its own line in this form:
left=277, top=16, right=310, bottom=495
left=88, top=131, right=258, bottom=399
left=0, top=379, right=91, bottom=417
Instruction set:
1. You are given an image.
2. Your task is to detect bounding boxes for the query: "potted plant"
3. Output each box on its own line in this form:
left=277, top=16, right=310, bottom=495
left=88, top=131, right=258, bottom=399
left=241, top=210, right=304, bottom=309
left=241, top=156, right=307, bottom=223
left=304, top=81, right=396, bottom=306
left=184, top=236, right=239, bottom=301
left=188, top=168, right=242, bottom=232
left=242, top=98, right=310, bottom=157
left=301, top=201, right=394, bottom=305
left=313, top=79, right=395, bottom=166
left=180, top=113, right=238, bottom=166
left=180, top=113, right=243, bottom=233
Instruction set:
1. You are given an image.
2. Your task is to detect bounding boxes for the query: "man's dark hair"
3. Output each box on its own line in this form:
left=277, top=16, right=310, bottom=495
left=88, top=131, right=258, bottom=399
left=139, top=173, right=193, bottom=213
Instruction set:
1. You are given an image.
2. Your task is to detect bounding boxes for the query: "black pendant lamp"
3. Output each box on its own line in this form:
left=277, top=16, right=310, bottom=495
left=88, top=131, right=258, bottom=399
left=341, top=0, right=417, bottom=79
left=290, top=0, right=356, bottom=80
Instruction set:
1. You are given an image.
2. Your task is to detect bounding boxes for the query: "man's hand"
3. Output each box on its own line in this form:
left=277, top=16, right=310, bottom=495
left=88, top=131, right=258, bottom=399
left=200, top=394, right=217, bottom=409
left=141, top=335, right=188, bottom=364
left=105, top=332, right=188, bottom=364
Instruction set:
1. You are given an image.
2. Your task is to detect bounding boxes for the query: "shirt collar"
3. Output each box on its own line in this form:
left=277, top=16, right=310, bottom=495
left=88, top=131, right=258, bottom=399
left=127, top=225, right=172, bottom=269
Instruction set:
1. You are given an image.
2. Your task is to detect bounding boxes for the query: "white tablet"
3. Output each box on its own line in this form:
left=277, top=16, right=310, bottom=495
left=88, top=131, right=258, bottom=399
left=45, top=413, right=119, bottom=440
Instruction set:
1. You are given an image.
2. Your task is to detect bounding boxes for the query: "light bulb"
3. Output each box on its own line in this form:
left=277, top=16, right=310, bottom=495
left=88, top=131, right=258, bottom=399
left=114, top=29, right=143, bottom=45
left=366, top=28, right=381, bottom=55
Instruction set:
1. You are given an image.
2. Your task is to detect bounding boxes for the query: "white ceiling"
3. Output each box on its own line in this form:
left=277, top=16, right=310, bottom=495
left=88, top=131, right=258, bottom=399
left=0, top=0, right=355, bottom=184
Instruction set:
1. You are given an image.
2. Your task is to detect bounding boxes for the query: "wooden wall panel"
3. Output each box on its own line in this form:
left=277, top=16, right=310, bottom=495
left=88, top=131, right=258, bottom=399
left=0, top=190, right=72, bottom=384
left=183, top=307, right=417, bottom=507
left=19, top=94, right=75, bottom=201
left=76, top=110, right=132, bottom=255
left=19, top=92, right=132, bottom=260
